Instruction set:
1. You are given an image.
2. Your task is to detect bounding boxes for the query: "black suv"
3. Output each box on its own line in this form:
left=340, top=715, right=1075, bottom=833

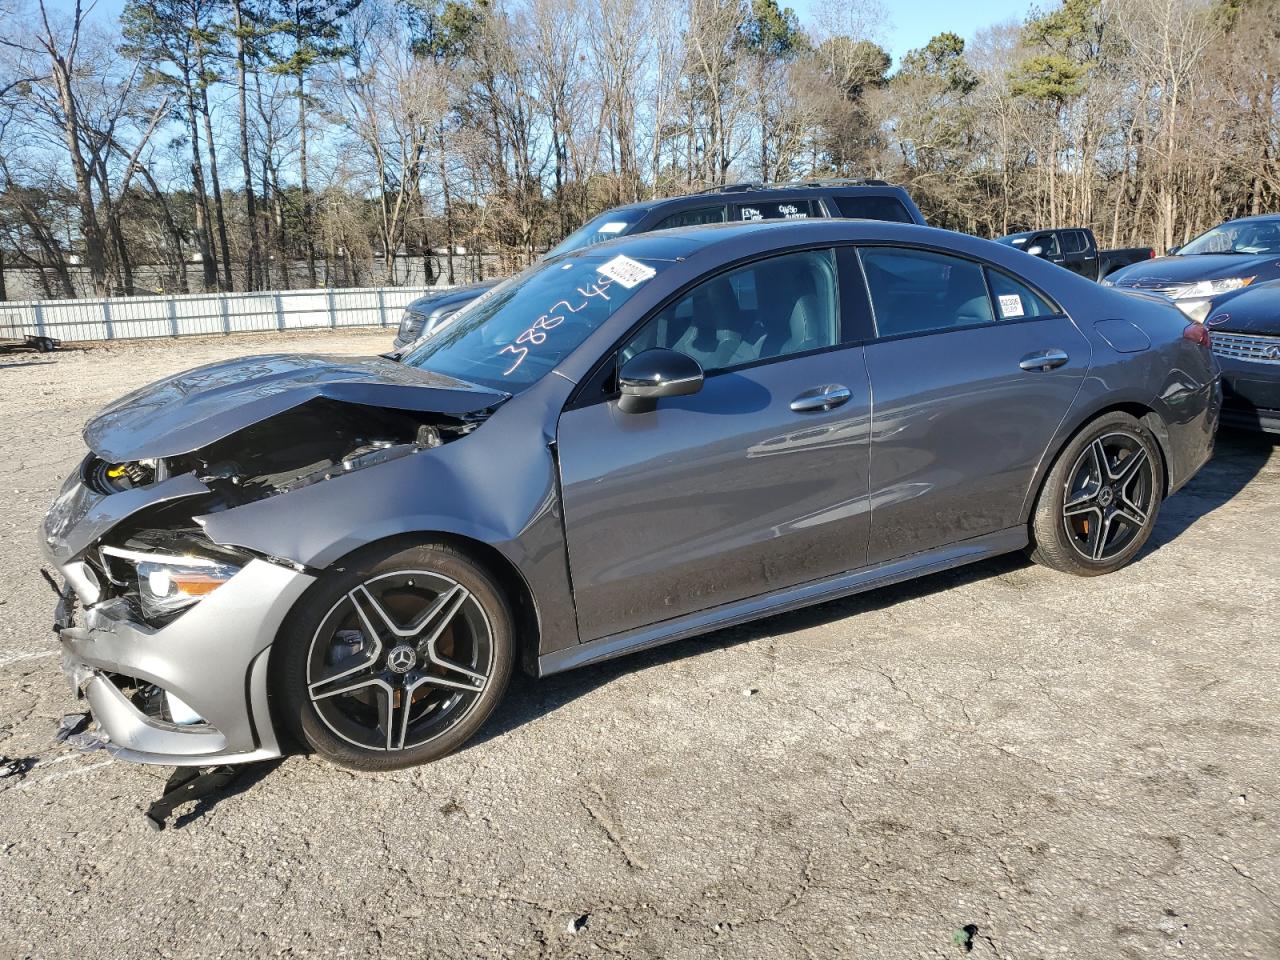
left=393, top=180, right=925, bottom=348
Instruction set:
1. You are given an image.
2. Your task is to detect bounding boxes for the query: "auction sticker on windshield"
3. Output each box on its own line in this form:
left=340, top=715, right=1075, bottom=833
left=598, top=255, right=656, bottom=288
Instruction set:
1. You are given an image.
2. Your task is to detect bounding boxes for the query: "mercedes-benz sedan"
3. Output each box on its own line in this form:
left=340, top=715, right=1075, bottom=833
left=41, top=220, right=1220, bottom=771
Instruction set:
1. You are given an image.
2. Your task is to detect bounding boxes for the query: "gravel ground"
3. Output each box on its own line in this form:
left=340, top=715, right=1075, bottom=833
left=1, top=330, right=1277, bottom=959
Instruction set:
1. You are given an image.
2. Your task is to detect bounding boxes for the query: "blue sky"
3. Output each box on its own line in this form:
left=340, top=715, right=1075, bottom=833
left=62, top=0, right=1038, bottom=65
left=797, top=0, right=1041, bottom=63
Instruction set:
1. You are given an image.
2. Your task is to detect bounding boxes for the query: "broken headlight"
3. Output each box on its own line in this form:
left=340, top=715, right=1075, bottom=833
left=100, top=546, right=240, bottom=620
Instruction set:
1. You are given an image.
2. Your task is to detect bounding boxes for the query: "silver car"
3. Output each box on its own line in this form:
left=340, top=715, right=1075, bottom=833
left=40, top=220, right=1221, bottom=771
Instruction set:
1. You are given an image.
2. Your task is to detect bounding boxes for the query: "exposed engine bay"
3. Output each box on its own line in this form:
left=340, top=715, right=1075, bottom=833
left=81, top=398, right=479, bottom=506
left=57, top=396, right=492, bottom=627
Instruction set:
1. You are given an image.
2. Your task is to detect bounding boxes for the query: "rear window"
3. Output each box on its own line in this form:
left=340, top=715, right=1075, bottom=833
left=734, top=200, right=817, bottom=221
left=832, top=195, right=915, bottom=224
left=985, top=269, right=1058, bottom=319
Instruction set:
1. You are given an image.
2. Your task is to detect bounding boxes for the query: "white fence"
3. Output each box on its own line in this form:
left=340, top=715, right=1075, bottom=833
left=0, top=285, right=450, bottom=344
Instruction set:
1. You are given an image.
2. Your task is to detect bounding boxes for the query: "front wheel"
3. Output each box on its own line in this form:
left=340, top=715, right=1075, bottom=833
left=273, top=540, right=514, bottom=771
left=1030, top=412, right=1164, bottom=576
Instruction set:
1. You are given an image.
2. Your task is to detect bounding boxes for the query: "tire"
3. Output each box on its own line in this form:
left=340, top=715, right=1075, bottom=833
left=272, top=539, right=515, bottom=771
left=1029, top=412, right=1164, bottom=576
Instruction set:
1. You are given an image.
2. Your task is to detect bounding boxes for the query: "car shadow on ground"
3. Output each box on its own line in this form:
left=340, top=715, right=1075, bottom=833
left=475, top=429, right=1274, bottom=751
left=1141, top=428, right=1275, bottom=556
left=472, top=550, right=1031, bottom=751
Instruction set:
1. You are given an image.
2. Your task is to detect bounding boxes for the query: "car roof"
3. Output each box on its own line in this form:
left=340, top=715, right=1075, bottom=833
left=998, top=227, right=1088, bottom=241
left=581, top=218, right=950, bottom=258
left=1215, top=214, right=1280, bottom=225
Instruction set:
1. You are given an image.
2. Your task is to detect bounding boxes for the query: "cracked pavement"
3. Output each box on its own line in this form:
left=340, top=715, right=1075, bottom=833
left=1, top=330, right=1277, bottom=958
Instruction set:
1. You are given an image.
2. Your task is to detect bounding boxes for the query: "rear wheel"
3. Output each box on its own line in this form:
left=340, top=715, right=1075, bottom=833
left=273, top=541, right=514, bottom=771
left=1030, top=412, right=1164, bottom=576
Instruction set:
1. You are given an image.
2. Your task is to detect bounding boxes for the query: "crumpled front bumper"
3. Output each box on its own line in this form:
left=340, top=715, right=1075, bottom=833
left=55, top=558, right=314, bottom=766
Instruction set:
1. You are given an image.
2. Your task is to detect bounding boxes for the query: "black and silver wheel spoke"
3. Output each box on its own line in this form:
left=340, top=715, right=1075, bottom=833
left=306, top=570, right=494, bottom=753
left=378, top=678, right=418, bottom=752
left=1061, top=431, right=1155, bottom=563
left=1113, top=499, right=1148, bottom=529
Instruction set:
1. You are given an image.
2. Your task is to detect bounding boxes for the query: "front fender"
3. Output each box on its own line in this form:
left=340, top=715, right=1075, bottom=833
left=198, top=373, right=581, bottom=656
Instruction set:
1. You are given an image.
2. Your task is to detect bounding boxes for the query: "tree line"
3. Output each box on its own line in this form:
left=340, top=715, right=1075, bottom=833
left=0, top=0, right=1277, bottom=300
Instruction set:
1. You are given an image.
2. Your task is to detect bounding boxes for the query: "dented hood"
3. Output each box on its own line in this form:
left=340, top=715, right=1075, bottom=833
left=84, top=353, right=508, bottom=461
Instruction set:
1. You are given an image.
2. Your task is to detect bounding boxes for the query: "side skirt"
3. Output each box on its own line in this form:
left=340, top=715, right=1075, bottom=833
left=536, top=526, right=1028, bottom=677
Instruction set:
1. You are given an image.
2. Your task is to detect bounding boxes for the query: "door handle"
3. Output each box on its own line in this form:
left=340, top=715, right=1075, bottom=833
left=1019, top=349, right=1070, bottom=372
left=790, top=384, right=852, bottom=412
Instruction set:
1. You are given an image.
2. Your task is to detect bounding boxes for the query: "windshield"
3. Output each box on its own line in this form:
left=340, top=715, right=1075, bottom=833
left=1179, top=219, right=1280, bottom=255
left=402, top=252, right=670, bottom=390
left=995, top=235, right=1029, bottom=247
left=545, top=210, right=646, bottom=258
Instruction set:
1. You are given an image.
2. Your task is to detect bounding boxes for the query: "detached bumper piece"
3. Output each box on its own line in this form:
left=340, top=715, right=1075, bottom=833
left=144, top=765, right=242, bottom=831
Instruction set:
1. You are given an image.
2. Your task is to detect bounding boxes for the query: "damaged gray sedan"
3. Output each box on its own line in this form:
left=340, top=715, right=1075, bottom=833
left=40, top=220, right=1220, bottom=771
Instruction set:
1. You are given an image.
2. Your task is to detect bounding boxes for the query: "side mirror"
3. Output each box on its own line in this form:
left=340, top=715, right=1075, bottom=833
left=1167, top=245, right=1181, bottom=256
left=1026, top=245, right=1044, bottom=257
left=617, top=348, right=704, bottom=414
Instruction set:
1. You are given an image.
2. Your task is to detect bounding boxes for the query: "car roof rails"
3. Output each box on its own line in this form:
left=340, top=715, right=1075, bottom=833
left=692, top=178, right=892, bottom=195
left=693, top=181, right=765, bottom=195
left=786, top=178, right=891, bottom=189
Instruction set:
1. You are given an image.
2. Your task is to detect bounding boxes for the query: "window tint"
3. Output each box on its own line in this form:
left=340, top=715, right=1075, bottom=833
left=652, top=206, right=727, bottom=230
left=1031, top=233, right=1060, bottom=256
left=985, top=269, right=1058, bottom=319
left=1059, top=230, right=1084, bottom=254
left=859, top=247, right=994, bottom=337
left=734, top=200, right=815, bottom=222
left=832, top=195, right=914, bottom=224
left=622, top=249, right=839, bottom=373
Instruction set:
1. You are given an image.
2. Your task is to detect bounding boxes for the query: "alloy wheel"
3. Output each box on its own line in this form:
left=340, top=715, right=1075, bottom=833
left=1060, top=431, right=1155, bottom=562
left=306, top=570, right=494, bottom=752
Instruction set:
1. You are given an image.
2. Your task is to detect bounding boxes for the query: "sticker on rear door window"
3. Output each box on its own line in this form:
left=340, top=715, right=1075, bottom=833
left=998, top=294, right=1025, bottom=318
left=598, top=221, right=628, bottom=234
left=597, top=254, right=655, bottom=288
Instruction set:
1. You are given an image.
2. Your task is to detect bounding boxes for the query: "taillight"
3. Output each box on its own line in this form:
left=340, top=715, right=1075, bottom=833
left=1182, top=322, right=1211, bottom=348
left=1147, top=249, right=1155, bottom=259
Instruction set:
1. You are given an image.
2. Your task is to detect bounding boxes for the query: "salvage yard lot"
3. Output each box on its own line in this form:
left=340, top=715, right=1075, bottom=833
left=1, top=330, right=1277, bottom=959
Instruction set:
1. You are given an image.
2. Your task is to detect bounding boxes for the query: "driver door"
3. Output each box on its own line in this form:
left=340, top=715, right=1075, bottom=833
left=555, top=248, right=873, bottom=643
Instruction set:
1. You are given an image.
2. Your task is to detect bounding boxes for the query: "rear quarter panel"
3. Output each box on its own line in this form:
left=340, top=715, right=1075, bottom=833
left=1023, top=285, right=1219, bottom=511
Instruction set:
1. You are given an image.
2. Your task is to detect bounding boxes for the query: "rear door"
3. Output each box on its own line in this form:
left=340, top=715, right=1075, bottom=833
left=856, top=245, right=1090, bottom=564
left=1058, top=230, right=1092, bottom=277
left=1074, top=230, right=1099, bottom=279
left=555, top=247, right=873, bottom=642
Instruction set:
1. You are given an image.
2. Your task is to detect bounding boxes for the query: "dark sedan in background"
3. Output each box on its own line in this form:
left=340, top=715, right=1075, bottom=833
left=1103, top=214, right=1280, bottom=433
left=1202, top=283, right=1280, bottom=433
left=1104, top=214, right=1280, bottom=322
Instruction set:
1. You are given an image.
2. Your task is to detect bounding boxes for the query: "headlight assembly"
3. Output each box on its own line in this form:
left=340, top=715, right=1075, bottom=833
left=1174, top=298, right=1214, bottom=324
left=1172, top=276, right=1255, bottom=299
left=100, top=546, right=241, bottom=620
